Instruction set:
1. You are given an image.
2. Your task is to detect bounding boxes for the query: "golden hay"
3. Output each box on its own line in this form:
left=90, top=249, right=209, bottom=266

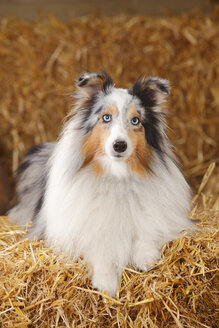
left=0, top=5, right=219, bottom=328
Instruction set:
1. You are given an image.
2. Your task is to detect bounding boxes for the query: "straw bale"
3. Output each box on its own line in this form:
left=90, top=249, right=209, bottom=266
left=0, top=5, right=218, bottom=328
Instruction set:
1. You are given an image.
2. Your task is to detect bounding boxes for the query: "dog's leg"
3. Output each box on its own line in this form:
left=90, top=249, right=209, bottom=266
left=132, top=239, right=161, bottom=271
left=91, top=262, right=119, bottom=297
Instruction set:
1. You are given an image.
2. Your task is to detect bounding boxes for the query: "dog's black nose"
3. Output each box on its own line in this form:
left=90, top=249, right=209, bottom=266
left=113, top=140, right=127, bottom=153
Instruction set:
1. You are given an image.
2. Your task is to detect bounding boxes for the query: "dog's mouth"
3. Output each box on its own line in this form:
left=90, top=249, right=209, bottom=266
left=108, top=146, right=131, bottom=161
left=110, top=153, right=126, bottom=160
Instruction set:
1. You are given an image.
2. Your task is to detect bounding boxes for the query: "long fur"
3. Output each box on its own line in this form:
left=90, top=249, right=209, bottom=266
left=8, top=72, right=192, bottom=296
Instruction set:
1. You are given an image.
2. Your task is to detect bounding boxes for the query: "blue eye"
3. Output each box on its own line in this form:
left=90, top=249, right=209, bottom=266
left=131, top=117, right=140, bottom=125
left=102, top=114, right=112, bottom=123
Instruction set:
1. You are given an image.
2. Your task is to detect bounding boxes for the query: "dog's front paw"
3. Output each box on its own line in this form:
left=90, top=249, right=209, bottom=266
left=133, top=247, right=161, bottom=272
left=91, top=271, right=118, bottom=297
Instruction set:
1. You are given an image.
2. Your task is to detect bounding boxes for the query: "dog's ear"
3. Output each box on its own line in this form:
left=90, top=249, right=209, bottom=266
left=75, top=72, right=114, bottom=99
left=130, top=76, right=170, bottom=109
left=130, top=77, right=170, bottom=153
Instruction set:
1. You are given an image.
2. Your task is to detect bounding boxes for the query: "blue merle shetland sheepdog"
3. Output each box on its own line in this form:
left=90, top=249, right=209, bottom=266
left=8, top=72, right=192, bottom=296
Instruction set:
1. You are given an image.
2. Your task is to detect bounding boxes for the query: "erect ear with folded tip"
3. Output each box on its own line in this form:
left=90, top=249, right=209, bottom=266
left=76, top=71, right=114, bottom=99
left=130, top=76, right=170, bottom=108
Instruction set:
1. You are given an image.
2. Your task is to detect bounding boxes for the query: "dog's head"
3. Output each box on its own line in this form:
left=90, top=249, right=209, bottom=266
left=73, top=72, right=170, bottom=177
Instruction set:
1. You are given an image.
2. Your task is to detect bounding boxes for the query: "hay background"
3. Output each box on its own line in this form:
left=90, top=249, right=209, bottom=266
left=0, top=5, right=218, bottom=328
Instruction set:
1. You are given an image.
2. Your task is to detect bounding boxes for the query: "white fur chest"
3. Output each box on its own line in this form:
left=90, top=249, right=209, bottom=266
left=43, top=152, right=191, bottom=279
left=44, top=165, right=144, bottom=264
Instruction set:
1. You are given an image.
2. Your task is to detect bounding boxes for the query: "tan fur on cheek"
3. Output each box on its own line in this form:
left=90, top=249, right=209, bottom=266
left=81, top=125, right=110, bottom=175
left=127, top=130, right=152, bottom=177
left=81, top=105, right=118, bottom=175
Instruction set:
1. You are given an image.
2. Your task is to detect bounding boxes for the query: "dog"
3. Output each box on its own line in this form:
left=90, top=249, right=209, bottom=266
left=8, top=72, right=192, bottom=296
